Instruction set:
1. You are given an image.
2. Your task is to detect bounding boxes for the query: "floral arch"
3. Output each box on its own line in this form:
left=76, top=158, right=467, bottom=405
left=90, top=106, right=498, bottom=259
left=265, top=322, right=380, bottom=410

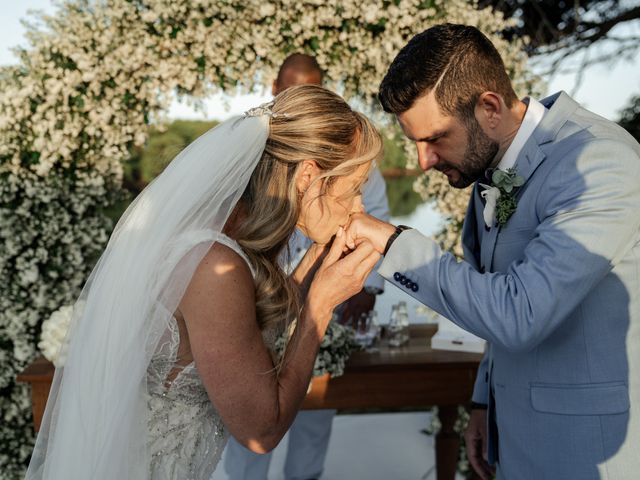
left=0, top=0, right=536, bottom=474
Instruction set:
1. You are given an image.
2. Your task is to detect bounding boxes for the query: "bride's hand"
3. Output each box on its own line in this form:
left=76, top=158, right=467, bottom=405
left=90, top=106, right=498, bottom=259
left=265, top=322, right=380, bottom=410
left=306, top=228, right=381, bottom=321
left=291, top=241, right=331, bottom=298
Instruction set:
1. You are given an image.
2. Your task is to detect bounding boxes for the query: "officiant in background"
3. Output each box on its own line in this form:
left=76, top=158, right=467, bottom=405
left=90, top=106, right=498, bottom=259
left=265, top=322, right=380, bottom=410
left=223, top=53, right=390, bottom=480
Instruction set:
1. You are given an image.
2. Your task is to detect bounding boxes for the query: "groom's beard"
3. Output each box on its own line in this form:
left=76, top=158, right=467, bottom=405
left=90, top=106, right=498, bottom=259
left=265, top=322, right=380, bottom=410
left=438, top=118, right=499, bottom=189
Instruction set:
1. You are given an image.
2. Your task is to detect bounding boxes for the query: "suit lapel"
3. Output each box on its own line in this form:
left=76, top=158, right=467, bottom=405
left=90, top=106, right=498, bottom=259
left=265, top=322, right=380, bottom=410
left=477, top=91, right=580, bottom=272
left=461, top=184, right=482, bottom=271
left=480, top=119, right=551, bottom=272
left=480, top=221, right=500, bottom=273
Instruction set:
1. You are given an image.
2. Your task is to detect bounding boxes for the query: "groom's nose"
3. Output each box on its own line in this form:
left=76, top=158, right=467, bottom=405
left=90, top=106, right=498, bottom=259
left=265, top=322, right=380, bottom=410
left=416, top=142, right=439, bottom=171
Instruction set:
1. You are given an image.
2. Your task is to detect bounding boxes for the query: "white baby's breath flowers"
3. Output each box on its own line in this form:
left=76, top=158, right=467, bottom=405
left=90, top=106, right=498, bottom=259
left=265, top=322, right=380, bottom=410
left=38, top=305, right=74, bottom=367
left=275, top=317, right=360, bottom=379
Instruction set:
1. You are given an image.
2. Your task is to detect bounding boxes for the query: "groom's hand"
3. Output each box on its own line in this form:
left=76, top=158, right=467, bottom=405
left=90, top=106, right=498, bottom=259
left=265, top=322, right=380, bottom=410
left=344, top=213, right=396, bottom=254
left=464, top=409, right=495, bottom=480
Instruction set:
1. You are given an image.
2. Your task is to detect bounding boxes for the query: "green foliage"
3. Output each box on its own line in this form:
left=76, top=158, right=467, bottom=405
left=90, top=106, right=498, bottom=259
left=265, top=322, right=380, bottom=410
left=491, top=168, right=524, bottom=226
left=495, top=194, right=517, bottom=226
left=384, top=176, right=423, bottom=218
left=379, top=126, right=423, bottom=218
left=491, top=168, right=524, bottom=193
left=123, top=119, right=219, bottom=196
left=138, top=120, right=218, bottom=185
left=100, top=119, right=220, bottom=226
left=139, top=131, right=185, bottom=183
left=378, top=127, right=408, bottom=171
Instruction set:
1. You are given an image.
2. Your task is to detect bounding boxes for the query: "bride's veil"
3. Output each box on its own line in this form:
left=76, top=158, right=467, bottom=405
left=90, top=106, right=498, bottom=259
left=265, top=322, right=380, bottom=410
left=26, top=114, right=270, bottom=479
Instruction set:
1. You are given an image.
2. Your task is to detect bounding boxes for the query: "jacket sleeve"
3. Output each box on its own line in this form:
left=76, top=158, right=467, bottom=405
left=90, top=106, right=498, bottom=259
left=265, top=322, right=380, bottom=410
left=378, top=139, right=640, bottom=353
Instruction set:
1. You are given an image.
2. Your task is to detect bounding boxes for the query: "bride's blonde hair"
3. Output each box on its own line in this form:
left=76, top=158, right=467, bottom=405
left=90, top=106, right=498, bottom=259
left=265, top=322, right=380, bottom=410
left=235, top=85, right=382, bottom=339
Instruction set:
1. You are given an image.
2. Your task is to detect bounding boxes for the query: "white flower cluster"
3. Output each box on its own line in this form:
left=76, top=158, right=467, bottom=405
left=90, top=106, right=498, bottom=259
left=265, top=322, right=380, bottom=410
left=37, top=305, right=73, bottom=368
left=0, top=167, right=117, bottom=475
left=275, top=319, right=360, bottom=379
left=0, top=0, right=534, bottom=474
left=313, top=320, right=361, bottom=378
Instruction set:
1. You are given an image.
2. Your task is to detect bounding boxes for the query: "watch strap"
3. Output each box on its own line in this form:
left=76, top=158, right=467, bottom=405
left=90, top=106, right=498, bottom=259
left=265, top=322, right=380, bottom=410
left=383, top=224, right=412, bottom=256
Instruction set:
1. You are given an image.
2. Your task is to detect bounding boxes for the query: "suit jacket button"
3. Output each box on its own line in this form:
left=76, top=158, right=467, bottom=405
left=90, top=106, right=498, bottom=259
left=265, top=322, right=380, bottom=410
left=411, top=283, right=419, bottom=292
left=393, top=272, right=401, bottom=281
left=405, top=280, right=413, bottom=289
left=399, top=276, right=407, bottom=285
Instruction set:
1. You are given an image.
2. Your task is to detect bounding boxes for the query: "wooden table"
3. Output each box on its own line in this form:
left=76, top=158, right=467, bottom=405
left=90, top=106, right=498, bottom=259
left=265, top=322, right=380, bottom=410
left=18, top=324, right=482, bottom=480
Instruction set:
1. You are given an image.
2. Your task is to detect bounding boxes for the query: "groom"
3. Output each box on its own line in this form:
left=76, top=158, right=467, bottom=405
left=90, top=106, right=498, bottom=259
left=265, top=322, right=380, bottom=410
left=346, top=24, right=640, bottom=479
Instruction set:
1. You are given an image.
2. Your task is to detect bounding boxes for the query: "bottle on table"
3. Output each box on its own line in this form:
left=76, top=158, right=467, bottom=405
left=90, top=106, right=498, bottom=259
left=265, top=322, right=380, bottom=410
left=388, top=303, right=410, bottom=347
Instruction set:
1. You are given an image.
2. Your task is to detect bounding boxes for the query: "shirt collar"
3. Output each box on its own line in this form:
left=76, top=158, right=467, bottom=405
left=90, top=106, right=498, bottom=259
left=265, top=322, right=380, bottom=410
left=497, top=97, right=547, bottom=171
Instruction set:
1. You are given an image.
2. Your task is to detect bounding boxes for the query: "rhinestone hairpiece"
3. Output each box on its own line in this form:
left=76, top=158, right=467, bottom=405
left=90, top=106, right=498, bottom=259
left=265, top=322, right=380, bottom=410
left=243, top=101, right=290, bottom=119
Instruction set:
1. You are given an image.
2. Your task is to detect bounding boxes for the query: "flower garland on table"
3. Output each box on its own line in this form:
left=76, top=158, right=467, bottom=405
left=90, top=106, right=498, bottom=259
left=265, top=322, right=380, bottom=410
left=275, top=318, right=361, bottom=379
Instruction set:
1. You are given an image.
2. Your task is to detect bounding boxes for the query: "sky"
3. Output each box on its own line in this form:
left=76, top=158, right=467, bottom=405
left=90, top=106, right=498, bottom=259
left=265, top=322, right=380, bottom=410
left=2, top=0, right=639, bottom=122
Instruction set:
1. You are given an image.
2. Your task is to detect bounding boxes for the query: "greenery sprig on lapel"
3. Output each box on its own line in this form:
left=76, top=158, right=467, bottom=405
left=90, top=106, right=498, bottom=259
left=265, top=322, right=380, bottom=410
left=492, top=168, right=525, bottom=226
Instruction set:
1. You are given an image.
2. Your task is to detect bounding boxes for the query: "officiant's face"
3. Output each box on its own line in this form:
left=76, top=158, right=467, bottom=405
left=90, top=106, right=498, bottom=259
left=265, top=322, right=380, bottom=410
left=397, top=90, right=498, bottom=188
left=297, top=161, right=370, bottom=244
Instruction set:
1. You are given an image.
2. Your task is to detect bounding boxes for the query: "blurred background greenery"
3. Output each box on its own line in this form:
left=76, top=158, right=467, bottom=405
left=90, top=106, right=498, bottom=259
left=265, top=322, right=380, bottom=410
left=114, top=119, right=425, bottom=223
left=114, top=98, right=640, bottom=225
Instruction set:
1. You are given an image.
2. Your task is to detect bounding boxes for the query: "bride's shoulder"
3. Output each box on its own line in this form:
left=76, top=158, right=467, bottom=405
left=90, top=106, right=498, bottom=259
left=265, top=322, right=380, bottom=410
left=199, top=240, right=254, bottom=285
left=179, top=240, right=255, bottom=319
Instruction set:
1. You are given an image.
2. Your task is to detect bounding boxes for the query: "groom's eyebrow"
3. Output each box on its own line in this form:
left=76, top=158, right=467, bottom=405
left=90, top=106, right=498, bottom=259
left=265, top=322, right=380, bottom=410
left=417, top=131, right=446, bottom=143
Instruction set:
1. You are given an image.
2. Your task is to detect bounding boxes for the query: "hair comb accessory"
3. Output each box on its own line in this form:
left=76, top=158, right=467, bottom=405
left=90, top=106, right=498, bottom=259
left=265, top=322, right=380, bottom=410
left=244, top=100, right=291, bottom=119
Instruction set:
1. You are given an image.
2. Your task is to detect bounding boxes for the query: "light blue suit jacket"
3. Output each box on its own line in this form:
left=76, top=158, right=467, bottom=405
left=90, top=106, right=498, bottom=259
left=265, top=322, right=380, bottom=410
left=379, top=92, right=640, bottom=479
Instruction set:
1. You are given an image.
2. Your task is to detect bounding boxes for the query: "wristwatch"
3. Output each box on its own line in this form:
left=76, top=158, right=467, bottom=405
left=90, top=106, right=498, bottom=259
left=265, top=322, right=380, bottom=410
left=383, top=224, right=412, bottom=256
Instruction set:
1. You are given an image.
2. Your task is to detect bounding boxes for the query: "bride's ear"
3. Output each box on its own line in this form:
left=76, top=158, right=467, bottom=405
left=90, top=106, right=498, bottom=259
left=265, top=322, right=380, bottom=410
left=296, top=159, right=321, bottom=196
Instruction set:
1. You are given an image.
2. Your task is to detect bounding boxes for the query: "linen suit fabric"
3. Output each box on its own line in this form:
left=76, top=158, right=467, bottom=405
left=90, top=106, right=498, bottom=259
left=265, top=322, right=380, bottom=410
left=378, top=92, right=640, bottom=479
left=224, top=167, right=389, bottom=480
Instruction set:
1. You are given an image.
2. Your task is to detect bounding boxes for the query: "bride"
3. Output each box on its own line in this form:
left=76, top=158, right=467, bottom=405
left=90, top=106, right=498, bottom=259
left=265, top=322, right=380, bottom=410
left=26, top=85, right=382, bottom=479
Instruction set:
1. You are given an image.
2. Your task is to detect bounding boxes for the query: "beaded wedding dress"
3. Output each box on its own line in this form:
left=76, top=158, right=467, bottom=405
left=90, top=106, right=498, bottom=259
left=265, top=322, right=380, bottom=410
left=26, top=113, right=273, bottom=479
left=146, top=234, right=253, bottom=479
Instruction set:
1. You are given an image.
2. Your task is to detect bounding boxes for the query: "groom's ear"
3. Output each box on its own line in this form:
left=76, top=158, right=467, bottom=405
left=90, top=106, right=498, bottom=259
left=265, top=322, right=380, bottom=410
left=296, top=159, right=321, bottom=194
left=475, top=91, right=503, bottom=130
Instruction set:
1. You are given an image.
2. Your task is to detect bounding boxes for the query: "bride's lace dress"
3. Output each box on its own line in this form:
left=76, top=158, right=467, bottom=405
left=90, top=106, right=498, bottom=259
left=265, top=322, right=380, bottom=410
left=145, top=234, right=262, bottom=479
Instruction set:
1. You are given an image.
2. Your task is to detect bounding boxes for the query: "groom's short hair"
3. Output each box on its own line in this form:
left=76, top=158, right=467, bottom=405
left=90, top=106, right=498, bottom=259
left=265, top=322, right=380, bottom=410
left=378, top=24, right=518, bottom=119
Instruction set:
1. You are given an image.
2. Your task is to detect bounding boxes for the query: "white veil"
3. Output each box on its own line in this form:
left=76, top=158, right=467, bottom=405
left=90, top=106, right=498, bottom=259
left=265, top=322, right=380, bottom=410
left=26, top=114, right=270, bottom=479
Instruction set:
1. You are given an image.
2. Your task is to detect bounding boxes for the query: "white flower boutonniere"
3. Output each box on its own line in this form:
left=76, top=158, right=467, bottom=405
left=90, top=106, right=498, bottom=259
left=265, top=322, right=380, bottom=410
left=480, top=168, right=525, bottom=227
left=479, top=184, right=501, bottom=228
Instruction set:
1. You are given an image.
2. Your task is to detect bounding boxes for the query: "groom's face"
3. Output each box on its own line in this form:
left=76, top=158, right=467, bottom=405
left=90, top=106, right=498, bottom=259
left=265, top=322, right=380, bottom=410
left=397, top=90, right=498, bottom=188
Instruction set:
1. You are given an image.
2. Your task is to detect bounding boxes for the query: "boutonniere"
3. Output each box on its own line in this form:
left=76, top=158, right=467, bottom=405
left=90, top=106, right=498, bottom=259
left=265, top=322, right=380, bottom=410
left=479, top=168, right=525, bottom=227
